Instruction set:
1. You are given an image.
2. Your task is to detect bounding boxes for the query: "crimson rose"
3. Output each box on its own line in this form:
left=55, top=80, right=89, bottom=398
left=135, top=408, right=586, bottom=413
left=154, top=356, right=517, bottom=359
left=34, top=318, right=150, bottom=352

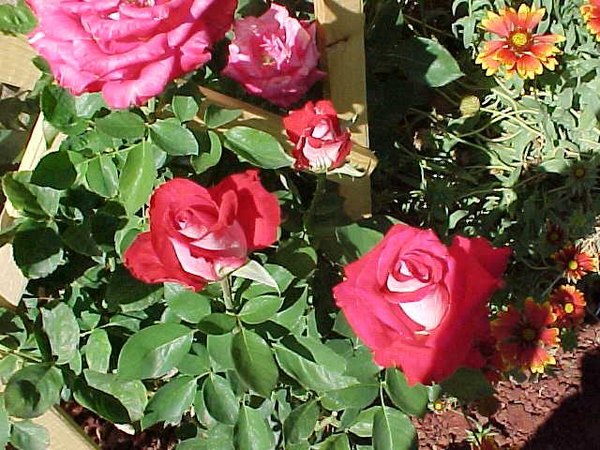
left=124, top=170, right=281, bottom=291
left=333, top=224, right=511, bottom=385
left=283, top=100, right=352, bottom=172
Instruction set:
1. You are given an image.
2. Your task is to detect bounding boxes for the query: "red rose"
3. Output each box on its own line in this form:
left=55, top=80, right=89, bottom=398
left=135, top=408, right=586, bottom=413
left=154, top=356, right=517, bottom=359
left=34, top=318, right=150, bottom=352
left=283, top=100, right=352, bottom=172
left=332, top=224, right=511, bottom=385
left=124, top=170, right=281, bottom=291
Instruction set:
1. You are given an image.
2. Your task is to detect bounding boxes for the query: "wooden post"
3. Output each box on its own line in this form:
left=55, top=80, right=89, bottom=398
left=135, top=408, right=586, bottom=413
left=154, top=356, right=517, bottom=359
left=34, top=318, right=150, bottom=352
left=315, top=0, right=374, bottom=219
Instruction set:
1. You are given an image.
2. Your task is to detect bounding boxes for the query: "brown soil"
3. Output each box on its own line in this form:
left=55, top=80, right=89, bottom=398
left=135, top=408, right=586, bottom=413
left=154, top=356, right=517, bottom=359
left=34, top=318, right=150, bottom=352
left=413, top=322, right=600, bottom=450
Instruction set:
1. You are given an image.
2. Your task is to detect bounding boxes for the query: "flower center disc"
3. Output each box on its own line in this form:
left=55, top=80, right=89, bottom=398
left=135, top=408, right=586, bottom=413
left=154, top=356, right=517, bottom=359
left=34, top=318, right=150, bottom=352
left=522, top=327, right=537, bottom=341
left=568, top=260, right=579, bottom=270
left=564, top=303, right=575, bottom=314
left=510, top=31, right=530, bottom=50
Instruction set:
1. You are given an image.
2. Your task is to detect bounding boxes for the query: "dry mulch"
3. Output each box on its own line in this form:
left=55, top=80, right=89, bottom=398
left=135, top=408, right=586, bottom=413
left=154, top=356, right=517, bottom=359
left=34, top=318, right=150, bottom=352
left=413, top=322, right=600, bottom=450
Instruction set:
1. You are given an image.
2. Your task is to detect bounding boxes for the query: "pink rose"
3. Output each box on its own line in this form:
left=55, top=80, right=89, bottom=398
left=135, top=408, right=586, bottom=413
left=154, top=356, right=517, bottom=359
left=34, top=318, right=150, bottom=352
left=222, top=4, right=325, bottom=107
left=124, top=170, right=281, bottom=291
left=26, top=0, right=236, bottom=108
left=332, top=224, right=511, bottom=385
left=283, top=100, right=352, bottom=172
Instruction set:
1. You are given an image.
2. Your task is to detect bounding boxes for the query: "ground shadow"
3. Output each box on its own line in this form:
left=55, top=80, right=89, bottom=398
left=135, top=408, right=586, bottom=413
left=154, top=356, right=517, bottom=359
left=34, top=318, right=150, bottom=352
left=523, top=347, right=600, bottom=449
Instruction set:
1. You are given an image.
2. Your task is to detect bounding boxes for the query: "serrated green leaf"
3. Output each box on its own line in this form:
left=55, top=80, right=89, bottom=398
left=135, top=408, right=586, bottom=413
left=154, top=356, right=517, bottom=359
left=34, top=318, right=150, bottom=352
left=166, top=290, right=212, bottom=324
left=203, top=374, right=239, bottom=425
left=142, top=376, right=197, bottom=429
left=204, top=105, right=242, bottom=128
left=117, top=323, right=193, bottom=380
left=2, top=171, right=60, bottom=218
left=231, top=329, right=278, bottom=397
left=239, top=295, right=282, bottom=324
left=118, top=142, right=156, bottom=214
left=85, top=329, right=112, bottom=373
left=41, top=302, right=79, bottom=365
left=85, top=155, right=119, bottom=198
left=348, top=406, right=381, bottom=438
left=31, top=151, right=81, bottom=190
left=321, top=383, right=379, bottom=411
left=172, top=96, right=199, bottom=122
left=232, top=260, right=280, bottom=293
left=224, top=126, right=293, bottom=169
left=12, top=225, right=63, bottom=279
left=83, top=370, right=147, bottom=422
left=373, top=407, right=417, bottom=450
left=197, top=313, right=236, bottom=335
left=105, top=265, right=162, bottom=312
left=283, top=400, right=319, bottom=444
left=4, top=364, right=63, bottom=419
left=0, top=0, right=36, bottom=34
left=440, top=368, right=494, bottom=403
left=385, top=368, right=429, bottom=417
left=234, top=405, right=275, bottom=450
left=191, top=130, right=222, bottom=174
left=0, top=395, right=10, bottom=448
left=9, top=420, right=49, bottom=450
left=150, top=118, right=199, bottom=155
left=96, top=111, right=146, bottom=139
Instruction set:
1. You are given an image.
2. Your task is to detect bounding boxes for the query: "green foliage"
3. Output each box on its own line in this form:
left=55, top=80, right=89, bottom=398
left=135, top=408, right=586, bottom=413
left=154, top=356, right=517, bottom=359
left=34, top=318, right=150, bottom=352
left=0, top=0, right=36, bottom=34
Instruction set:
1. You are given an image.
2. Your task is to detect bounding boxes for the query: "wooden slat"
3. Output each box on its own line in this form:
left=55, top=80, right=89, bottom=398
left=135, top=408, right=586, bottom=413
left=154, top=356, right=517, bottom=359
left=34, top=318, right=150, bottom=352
left=315, top=0, right=374, bottom=218
left=0, top=34, right=39, bottom=91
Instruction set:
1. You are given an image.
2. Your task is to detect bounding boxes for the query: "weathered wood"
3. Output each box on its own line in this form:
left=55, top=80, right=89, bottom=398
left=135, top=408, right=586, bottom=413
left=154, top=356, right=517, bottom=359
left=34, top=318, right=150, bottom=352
left=315, top=0, right=373, bottom=218
left=0, top=34, right=39, bottom=90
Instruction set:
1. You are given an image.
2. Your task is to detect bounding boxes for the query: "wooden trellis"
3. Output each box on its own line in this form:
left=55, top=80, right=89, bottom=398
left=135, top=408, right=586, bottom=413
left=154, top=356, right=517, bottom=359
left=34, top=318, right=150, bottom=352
left=0, top=1, right=374, bottom=447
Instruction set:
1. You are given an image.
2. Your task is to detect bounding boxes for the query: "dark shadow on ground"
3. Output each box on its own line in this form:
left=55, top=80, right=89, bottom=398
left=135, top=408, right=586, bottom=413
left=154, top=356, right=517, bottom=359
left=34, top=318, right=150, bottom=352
left=523, top=348, right=600, bottom=450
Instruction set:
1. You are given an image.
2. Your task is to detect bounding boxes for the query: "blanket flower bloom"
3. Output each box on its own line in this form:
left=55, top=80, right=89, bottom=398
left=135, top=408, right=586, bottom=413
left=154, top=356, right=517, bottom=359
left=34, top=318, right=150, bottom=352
left=475, top=4, right=564, bottom=79
left=492, top=298, right=559, bottom=374
left=582, top=0, right=600, bottom=39
left=332, top=224, right=511, bottom=385
left=549, top=285, right=586, bottom=328
left=124, top=170, right=281, bottom=291
left=26, top=0, right=236, bottom=108
left=283, top=100, right=352, bottom=172
left=222, top=3, right=325, bottom=107
left=552, top=244, right=598, bottom=283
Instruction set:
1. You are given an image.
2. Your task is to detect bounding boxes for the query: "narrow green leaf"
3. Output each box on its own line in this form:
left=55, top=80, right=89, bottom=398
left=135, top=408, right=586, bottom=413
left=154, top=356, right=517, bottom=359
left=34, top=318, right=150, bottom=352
left=234, top=405, right=275, bottom=450
left=85, top=329, right=112, bottom=373
left=142, top=376, right=197, bottom=429
left=385, top=368, right=429, bottom=417
left=203, top=374, right=239, bottom=425
left=231, top=330, right=278, bottom=397
left=373, top=407, right=417, bottom=450
left=9, top=421, right=49, bottom=450
left=85, top=155, right=119, bottom=198
left=150, top=118, right=199, bottom=155
left=96, top=111, right=146, bottom=139
left=283, top=400, right=319, bottom=444
left=224, top=126, right=293, bottom=169
left=41, top=303, right=79, bottom=365
left=117, top=324, right=193, bottom=380
left=118, top=142, right=156, bottom=214
left=204, top=105, right=242, bottom=128
left=4, top=364, right=63, bottom=419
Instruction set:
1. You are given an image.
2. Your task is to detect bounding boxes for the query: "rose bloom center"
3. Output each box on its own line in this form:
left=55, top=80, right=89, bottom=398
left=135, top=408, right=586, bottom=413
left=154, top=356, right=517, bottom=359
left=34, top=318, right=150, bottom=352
left=564, top=303, right=575, bottom=314
left=509, top=31, right=530, bottom=50
left=522, top=327, right=537, bottom=342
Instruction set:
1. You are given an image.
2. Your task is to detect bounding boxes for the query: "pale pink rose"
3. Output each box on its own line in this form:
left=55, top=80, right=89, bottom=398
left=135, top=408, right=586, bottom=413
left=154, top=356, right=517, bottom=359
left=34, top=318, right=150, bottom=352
left=26, top=0, right=236, bottom=109
left=222, top=4, right=326, bottom=107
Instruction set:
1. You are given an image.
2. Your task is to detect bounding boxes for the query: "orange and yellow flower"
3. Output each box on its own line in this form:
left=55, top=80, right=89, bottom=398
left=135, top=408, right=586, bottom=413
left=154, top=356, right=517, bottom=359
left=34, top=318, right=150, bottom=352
left=552, top=244, right=598, bottom=283
left=549, top=284, right=586, bottom=328
left=492, top=298, right=559, bottom=374
left=476, top=4, right=564, bottom=79
left=582, top=0, right=600, bottom=39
